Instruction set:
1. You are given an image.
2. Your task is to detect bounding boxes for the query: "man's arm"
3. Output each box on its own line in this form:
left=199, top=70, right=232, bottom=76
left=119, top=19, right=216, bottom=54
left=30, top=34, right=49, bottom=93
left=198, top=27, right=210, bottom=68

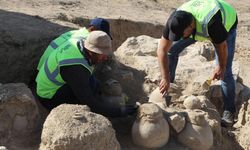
left=60, top=65, right=124, bottom=117
left=208, top=11, right=228, bottom=80
left=212, top=41, right=228, bottom=80
left=157, top=36, right=172, bottom=94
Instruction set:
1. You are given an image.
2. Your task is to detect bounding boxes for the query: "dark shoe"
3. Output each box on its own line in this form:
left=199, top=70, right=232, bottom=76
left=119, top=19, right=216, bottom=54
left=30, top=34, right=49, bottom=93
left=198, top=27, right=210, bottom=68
left=221, top=110, right=234, bottom=127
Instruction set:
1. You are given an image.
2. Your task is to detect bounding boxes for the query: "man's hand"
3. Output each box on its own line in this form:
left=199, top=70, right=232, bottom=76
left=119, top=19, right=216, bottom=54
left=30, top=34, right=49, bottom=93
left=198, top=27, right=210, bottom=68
left=211, top=65, right=226, bottom=80
left=159, top=78, right=170, bottom=95
left=213, top=41, right=227, bottom=80
left=157, top=36, right=172, bottom=95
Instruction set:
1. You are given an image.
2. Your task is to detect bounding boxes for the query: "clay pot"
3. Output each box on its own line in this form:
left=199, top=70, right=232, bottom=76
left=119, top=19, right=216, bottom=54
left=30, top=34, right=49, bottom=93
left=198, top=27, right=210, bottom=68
left=183, top=95, right=203, bottom=109
left=177, top=109, right=213, bottom=150
left=101, top=93, right=128, bottom=107
left=102, top=79, right=122, bottom=96
left=132, top=103, right=169, bottom=148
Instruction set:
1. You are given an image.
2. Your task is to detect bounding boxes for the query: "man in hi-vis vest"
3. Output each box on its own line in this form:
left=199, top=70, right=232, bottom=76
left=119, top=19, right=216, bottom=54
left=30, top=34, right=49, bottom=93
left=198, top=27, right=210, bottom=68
left=157, top=0, right=237, bottom=127
left=37, top=18, right=112, bottom=71
left=36, top=31, right=138, bottom=117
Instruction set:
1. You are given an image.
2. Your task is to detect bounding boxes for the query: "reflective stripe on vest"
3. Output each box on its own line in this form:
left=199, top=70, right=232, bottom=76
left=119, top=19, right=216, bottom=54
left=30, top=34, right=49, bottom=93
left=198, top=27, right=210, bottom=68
left=36, top=37, right=93, bottom=99
left=49, top=28, right=89, bottom=50
left=37, top=28, right=89, bottom=71
left=44, top=57, right=92, bottom=86
left=197, top=5, right=221, bottom=38
left=49, top=35, right=70, bottom=49
left=196, top=1, right=227, bottom=38
left=49, top=41, right=59, bottom=49
left=44, top=58, right=63, bottom=86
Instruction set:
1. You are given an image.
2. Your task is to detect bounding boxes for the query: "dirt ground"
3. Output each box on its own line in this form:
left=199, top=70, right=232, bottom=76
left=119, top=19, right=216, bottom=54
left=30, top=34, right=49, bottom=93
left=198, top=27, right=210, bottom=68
left=0, top=0, right=249, bottom=84
left=0, top=0, right=250, bottom=149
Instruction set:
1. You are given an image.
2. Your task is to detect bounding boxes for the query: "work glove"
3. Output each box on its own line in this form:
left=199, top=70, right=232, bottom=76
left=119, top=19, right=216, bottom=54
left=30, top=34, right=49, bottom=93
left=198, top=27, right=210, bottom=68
left=121, top=104, right=139, bottom=117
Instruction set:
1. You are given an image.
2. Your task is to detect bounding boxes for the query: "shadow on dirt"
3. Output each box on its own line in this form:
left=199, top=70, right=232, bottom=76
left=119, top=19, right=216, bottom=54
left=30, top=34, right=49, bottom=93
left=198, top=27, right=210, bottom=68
left=0, top=9, right=73, bottom=84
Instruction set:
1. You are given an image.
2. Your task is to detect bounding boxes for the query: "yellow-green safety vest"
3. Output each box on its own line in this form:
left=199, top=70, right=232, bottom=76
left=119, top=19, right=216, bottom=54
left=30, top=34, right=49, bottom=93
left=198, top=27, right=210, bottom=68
left=36, top=38, right=94, bottom=99
left=178, top=0, right=237, bottom=41
left=37, top=27, right=90, bottom=70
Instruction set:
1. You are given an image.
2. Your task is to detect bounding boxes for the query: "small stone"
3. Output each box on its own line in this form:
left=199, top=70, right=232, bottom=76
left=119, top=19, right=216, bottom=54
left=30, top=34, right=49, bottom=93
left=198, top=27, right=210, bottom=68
left=169, top=114, right=186, bottom=133
left=0, top=146, right=8, bottom=150
left=183, top=95, right=203, bottom=109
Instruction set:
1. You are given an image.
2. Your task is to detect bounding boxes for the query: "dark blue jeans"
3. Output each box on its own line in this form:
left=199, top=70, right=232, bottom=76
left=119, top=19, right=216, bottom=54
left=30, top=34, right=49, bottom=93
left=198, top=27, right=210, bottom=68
left=168, top=28, right=237, bottom=113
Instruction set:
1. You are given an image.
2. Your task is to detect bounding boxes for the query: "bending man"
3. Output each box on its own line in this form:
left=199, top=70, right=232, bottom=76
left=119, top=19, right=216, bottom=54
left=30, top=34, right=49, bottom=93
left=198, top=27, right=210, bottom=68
left=157, top=0, right=237, bottom=126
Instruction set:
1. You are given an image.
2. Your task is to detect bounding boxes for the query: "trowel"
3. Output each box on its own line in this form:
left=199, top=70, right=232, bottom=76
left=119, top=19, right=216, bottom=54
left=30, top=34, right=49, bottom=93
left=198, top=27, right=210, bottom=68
left=163, top=93, right=172, bottom=107
left=202, top=77, right=213, bottom=89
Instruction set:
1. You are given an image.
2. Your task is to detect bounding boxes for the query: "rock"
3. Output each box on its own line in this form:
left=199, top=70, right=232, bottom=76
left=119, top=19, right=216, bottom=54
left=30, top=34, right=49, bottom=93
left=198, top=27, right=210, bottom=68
left=177, top=109, right=213, bottom=150
left=40, top=104, right=120, bottom=150
left=236, top=82, right=244, bottom=96
left=239, top=85, right=250, bottom=102
left=232, top=61, right=240, bottom=81
left=115, top=35, right=158, bottom=57
left=135, top=56, right=160, bottom=82
left=0, top=146, right=8, bottom=150
left=183, top=75, right=210, bottom=95
left=148, top=87, right=167, bottom=110
left=114, top=36, right=161, bottom=86
left=234, top=102, right=248, bottom=128
left=132, top=103, right=169, bottom=148
left=0, top=12, right=71, bottom=83
left=209, top=81, right=222, bottom=98
left=208, top=81, right=244, bottom=114
left=234, top=100, right=250, bottom=149
left=168, top=83, right=182, bottom=100
left=183, top=95, right=203, bottom=109
left=0, top=83, right=40, bottom=145
left=168, top=113, right=186, bottom=133
left=162, top=107, right=186, bottom=134
left=236, top=121, right=250, bottom=150
left=198, top=42, right=215, bottom=61
left=235, top=99, right=250, bottom=128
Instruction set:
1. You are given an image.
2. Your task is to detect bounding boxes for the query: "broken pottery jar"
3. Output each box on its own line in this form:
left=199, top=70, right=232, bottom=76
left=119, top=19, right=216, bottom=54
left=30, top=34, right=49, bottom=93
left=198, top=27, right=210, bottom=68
left=177, top=109, right=213, bottom=150
left=101, top=79, right=127, bottom=107
left=102, top=79, right=122, bottom=96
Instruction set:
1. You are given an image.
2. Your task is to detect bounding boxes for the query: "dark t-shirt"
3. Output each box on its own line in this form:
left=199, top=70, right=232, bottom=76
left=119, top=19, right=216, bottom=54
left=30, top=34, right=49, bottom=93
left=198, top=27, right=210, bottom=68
left=60, top=64, right=123, bottom=117
left=163, top=11, right=238, bottom=44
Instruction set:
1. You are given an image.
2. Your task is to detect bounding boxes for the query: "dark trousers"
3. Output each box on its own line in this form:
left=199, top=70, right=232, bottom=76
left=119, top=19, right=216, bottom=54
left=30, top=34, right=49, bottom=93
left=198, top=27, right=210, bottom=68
left=37, top=84, right=79, bottom=111
left=168, top=28, right=237, bottom=113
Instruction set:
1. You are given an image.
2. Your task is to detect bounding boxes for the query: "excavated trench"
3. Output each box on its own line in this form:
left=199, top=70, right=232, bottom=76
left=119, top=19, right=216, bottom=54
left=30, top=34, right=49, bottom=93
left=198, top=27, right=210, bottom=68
left=0, top=10, right=166, bottom=149
left=0, top=10, right=248, bottom=150
left=0, top=10, right=164, bottom=85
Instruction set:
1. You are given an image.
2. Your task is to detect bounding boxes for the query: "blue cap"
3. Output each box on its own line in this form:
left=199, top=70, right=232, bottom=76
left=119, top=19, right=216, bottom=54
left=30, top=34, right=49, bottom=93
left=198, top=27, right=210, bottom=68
left=90, top=18, right=112, bottom=40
